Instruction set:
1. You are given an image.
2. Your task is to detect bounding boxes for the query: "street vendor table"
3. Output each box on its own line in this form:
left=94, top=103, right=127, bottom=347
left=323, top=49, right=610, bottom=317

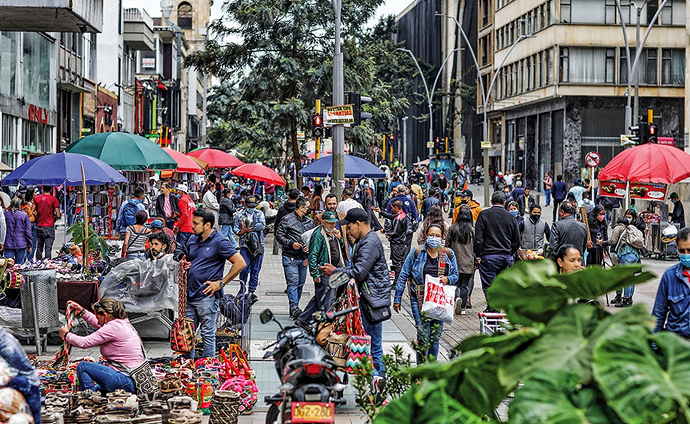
left=57, top=280, right=100, bottom=312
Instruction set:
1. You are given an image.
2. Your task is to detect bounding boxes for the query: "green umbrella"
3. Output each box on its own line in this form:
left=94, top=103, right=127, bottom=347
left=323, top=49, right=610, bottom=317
left=65, top=132, right=177, bottom=171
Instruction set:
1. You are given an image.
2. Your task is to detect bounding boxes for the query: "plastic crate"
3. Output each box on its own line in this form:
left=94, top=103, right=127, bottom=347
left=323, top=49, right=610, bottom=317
left=478, top=312, right=509, bottom=335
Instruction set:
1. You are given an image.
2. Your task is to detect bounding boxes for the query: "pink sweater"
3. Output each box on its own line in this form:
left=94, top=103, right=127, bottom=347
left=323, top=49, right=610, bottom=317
left=65, top=311, right=144, bottom=370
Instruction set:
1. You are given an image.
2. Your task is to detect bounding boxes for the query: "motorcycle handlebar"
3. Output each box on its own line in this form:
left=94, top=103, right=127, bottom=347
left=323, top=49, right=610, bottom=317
left=318, top=306, right=358, bottom=323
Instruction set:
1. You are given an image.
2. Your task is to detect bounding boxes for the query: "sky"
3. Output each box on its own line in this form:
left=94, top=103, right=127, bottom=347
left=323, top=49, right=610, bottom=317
left=123, top=0, right=411, bottom=24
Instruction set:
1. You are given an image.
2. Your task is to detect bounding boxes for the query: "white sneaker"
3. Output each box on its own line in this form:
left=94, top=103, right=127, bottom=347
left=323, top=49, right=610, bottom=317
left=460, top=308, right=466, bottom=315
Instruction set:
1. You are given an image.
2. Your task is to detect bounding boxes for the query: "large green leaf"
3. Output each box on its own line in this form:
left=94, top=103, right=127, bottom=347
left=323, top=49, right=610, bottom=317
left=500, top=303, right=603, bottom=387
left=593, top=325, right=690, bottom=423
left=509, top=370, right=623, bottom=424
left=454, top=327, right=541, bottom=357
left=374, top=380, right=484, bottom=424
left=486, top=260, right=568, bottom=326
left=555, top=264, right=656, bottom=299
left=409, top=348, right=513, bottom=417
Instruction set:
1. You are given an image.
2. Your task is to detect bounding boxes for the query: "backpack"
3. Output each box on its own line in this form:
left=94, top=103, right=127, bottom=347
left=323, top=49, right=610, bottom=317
left=623, top=225, right=645, bottom=250
left=121, top=200, right=139, bottom=228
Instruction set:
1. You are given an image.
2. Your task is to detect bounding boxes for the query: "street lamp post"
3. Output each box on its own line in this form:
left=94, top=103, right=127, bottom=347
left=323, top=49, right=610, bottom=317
left=438, top=13, right=532, bottom=206
left=616, top=0, right=669, bottom=131
left=160, top=0, right=182, bottom=147
left=331, top=0, right=345, bottom=199
left=396, top=48, right=460, bottom=170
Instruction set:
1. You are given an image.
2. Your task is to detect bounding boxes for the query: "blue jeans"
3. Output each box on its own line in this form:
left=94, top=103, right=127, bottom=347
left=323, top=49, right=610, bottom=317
left=283, top=256, right=307, bottom=309
left=544, top=189, right=552, bottom=206
left=478, top=254, right=511, bottom=296
left=187, top=296, right=220, bottom=358
left=238, top=248, right=263, bottom=295
left=361, top=309, right=385, bottom=378
left=298, top=275, right=335, bottom=324
left=77, top=361, right=136, bottom=394
left=616, top=252, right=640, bottom=298
left=5, top=248, right=28, bottom=264
left=126, top=252, right=146, bottom=261
left=176, top=231, right=193, bottom=247
left=409, top=296, right=444, bottom=362
left=220, top=225, right=238, bottom=248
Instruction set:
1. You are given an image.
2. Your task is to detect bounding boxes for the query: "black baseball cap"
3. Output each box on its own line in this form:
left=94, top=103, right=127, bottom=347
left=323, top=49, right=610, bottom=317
left=338, top=208, right=369, bottom=226
left=460, top=189, right=473, bottom=198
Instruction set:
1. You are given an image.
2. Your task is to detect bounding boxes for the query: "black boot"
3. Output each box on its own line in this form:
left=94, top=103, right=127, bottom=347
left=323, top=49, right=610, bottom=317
left=615, top=297, right=633, bottom=308
left=611, top=294, right=622, bottom=305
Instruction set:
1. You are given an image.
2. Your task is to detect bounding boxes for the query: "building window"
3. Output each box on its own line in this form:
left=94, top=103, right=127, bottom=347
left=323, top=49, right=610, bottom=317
left=546, top=48, right=553, bottom=84
left=1, top=32, right=18, bottom=98
left=620, top=48, right=658, bottom=85
left=605, top=48, right=615, bottom=83
left=561, top=0, right=571, bottom=22
left=22, top=121, right=53, bottom=153
left=560, top=47, right=612, bottom=84
left=659, top=0, right=686, bottom=25
left=23, top=33, right=53, bottom=109
left=605, top=0, right=617, bottom=23
left=177, top=2, right=193, bottom=29
left=561, top=0, right=606, bottom=24
left=662, top=49, right=684, bottom=85
left=645, top=49, right=657, bottom=84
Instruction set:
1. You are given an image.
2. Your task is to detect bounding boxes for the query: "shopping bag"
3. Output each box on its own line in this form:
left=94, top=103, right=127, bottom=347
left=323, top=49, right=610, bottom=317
left=171, top=264, right=195, bottom=354
left=421, top=275, right=455, bottom=323
left=345, top=334, right=372, bottom=373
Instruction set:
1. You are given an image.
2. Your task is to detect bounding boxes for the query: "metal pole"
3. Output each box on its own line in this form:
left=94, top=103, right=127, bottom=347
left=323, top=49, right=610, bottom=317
left=331, top=0, right=344, bottom=199
left=402, top=116, right=408, bottom=166
left=633, top=6, right=641, bottom=125
left=615, top=0, right=634, bottom=132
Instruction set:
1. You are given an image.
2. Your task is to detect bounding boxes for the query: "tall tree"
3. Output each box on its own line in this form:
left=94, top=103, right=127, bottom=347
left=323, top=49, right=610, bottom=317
left=186, top=0, right=389, bottom=186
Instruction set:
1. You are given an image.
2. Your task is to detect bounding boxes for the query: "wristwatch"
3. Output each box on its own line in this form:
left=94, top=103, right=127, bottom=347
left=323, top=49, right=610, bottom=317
left=219, top=280, right=227, bottom=288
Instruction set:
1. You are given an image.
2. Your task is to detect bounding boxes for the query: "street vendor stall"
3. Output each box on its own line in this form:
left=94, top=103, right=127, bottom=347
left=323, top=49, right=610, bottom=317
left=598, top=143, right=690, bottom=256
left=299, top=154, right=386, bottom=179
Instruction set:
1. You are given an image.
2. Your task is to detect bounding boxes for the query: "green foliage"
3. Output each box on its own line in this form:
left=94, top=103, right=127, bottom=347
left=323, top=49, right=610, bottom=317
left=372, top=260, right=687, bottom=423
left=66, top=221, right=108, bottom=259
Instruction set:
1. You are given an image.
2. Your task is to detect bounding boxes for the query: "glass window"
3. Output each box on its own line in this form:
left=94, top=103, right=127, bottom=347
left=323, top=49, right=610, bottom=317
left=538, top=51, right=544, bottom=87
left=178, top=2, right=193, bottom=29
left=672, top=0, right=685, bottom=24
left=1, top=32, right=18, bottom=98
left=570, top=0, right=606, bottom=23
left=662, top=49, right=684, bottom=85
left=561, top=0, right=571, bottom=23
left=605, top=48, right=615, bottom=83
left=2, top=115, right=14, bottom=152
left=23, top=33, right=53, bottom=109
left=605, top=0, right=617, bottom=23
left=661, top=0, right=672, bottom=24
left=546, top=48, right=553, bottom=85
left=645, top=48, right=657, bottom=84
left=562, top=47, right=610, bottom=84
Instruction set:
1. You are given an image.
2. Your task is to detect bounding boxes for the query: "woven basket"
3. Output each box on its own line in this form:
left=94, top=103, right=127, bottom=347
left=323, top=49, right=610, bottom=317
left=209, top=390, right=240, bottom=424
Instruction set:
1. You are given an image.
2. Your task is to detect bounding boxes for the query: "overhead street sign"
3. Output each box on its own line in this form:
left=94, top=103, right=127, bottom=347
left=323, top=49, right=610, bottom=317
left=324, top=104, right=355, bottom=126
left=585, top=151, right=600, bottom=167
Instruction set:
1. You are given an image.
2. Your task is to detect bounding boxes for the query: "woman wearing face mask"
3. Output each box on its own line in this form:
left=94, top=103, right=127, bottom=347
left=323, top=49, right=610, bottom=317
left=521, top=204, right=550, bottom=255
left=393, top=224, right=459, bottom=363
left=585, top=205, right=608, bottom=266
left=553, top=244, right=583, bottom=274
left=507, top=201, right=524, bottom=233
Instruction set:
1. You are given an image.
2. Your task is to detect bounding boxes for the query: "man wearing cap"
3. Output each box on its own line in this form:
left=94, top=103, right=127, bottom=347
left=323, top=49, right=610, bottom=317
left=453, top=189, right=482, bottom=223
left=233, top=195, right=265, bottom=303
left=670, top=192, right=685, bottom=229
left=296, top=211, right=345, bottom=328
left=148, top=218, right=176, bottom=254
left=319, top=208, right=391, bottom=392
left=276, top=197, right=315, bottom=318
left=173, top=183, right=196, bottom=246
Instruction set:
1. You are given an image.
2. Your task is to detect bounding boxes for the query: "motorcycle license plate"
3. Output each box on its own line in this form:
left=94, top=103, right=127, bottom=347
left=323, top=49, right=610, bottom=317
left=290, top=402, right=335, bottom=423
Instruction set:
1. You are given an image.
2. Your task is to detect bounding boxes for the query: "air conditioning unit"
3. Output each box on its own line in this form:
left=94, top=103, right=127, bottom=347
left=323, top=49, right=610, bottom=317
left=199, top=27, right=207, bottom=36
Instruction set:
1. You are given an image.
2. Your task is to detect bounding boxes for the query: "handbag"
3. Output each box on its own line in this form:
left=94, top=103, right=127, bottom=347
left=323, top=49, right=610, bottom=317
left=170, top=263, right=195, bottom=354
left=338, top=280, right=372, bottom=373
left=111, top=336, right=159, bottom=399
left=220, top=346, right=258, bottom=415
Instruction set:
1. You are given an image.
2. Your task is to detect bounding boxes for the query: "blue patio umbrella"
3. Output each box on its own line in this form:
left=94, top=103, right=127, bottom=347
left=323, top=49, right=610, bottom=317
left=1, top=152, right=128, bottom=187
left=299, top=154, right=386, bottom=179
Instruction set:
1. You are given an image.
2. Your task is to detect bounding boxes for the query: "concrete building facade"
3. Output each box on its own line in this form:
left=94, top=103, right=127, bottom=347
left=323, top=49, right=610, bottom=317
left=484, top=0, right=685, bottom=188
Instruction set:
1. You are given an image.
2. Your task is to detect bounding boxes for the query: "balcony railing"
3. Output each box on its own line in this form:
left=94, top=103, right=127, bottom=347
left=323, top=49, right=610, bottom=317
left=124, top=8, right=153, bottom=29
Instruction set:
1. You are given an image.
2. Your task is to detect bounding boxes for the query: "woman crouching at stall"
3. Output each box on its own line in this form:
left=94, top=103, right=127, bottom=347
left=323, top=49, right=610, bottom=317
left=59, top=298, right=143, bottom=394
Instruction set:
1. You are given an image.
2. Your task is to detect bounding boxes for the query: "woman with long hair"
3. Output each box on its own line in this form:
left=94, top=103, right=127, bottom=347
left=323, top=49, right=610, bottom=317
left=586, top=205, right=608, bottom=266
left=446, top=205, right=475, bottom=315
left=310, top=183, right=324, bottom=216
left=553, top=244, right=583, bottom=274
left=418, top=204, right=449, bottom=245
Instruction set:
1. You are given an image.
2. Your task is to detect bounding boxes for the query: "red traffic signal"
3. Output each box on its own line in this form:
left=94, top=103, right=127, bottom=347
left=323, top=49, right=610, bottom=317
left=647, top=123, right=658, bottom=144
left=313, top=114, right=323, bottom=138
left=389, top=134, right=395, bottom=140
left=313, top=114, right=323, bottom=127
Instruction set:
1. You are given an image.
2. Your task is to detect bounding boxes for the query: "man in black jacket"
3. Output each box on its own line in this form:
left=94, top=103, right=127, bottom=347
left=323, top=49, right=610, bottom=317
left=550, top=200, right=588, bottom=258
left=276, top=197, right=314, bottom=318
left=380, top=200, right=410, bottom=283
left=474, top=191, right=520, bottom=310
left=319, top=208, right=391, bottom=392
left=219, top=188, right=237, bottom=248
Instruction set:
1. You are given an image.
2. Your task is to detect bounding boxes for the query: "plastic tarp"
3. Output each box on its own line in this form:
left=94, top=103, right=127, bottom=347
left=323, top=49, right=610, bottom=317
left=99, top=255, right=179, bottom=313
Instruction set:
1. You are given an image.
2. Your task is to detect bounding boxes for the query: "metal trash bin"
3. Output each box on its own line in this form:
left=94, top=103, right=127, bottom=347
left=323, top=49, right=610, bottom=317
left=20, top=269, right=60, bottom=329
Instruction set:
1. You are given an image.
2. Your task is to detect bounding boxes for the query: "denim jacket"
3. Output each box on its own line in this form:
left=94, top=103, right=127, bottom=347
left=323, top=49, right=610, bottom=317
left=394, top=244, right=459, bottom=304
left=653, top=262, right=690, bottom=337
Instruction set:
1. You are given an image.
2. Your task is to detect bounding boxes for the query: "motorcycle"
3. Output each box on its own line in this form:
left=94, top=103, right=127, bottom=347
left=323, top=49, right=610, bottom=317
left=260, top=305, right=357, bottom=424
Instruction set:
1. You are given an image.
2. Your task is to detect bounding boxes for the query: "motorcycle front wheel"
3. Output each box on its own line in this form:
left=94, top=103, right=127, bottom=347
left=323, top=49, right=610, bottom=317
left=266, top=404, right=281, bottom=424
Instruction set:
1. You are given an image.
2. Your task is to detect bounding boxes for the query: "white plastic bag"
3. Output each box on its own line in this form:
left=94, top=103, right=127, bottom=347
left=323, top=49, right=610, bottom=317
left=421, top=275, right=455, bottom=323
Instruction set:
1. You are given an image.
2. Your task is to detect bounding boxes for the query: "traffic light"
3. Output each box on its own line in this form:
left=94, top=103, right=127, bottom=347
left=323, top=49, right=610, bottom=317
left=348, top=92, right=372, bottom=126
left=434, top=136, right=441, bottom=151
left=629, top=123, right=648, bottom=145
left=647, top=123, right=658, bottom=144
left=313, top=114, right=323, bottom=138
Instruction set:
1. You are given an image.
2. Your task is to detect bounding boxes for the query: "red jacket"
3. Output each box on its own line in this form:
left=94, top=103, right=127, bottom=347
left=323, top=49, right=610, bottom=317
left=174, top=193, right=196, bottom=233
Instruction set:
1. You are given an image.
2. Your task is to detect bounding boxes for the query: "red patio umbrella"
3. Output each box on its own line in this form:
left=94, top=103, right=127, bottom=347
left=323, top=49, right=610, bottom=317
left=187, top=147, right=244, bottom=168
left=598, top=143, right=690, bottom=184
left=231, top=163, right=286, bottom=186
left=163, top=148, right=203, bottom=173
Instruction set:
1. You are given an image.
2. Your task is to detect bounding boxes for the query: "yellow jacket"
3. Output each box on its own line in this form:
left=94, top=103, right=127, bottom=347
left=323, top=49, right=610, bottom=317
left=453, top=200, right=482, bottom=223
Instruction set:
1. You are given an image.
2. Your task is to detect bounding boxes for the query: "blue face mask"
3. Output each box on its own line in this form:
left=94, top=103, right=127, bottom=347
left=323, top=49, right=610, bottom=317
left=680, top=253, right=690, bottom=268
left=510, top=210, right=519, bottom=217
left=426, top=236, right=442, bottom=249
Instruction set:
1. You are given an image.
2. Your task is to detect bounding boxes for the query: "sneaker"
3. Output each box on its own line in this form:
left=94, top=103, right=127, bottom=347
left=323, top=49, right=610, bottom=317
left=615, top=297, right=633, bottom=308
left=290, top=307, right=302, bottom=318
left=294, top=319, right=312, bottom=332
left=467, top=299, right=473, bottom=309
left=611, top=294, right=622, bottom=305
left=250, top=293, right=259, bottom=304
left=454, top=299, right=464, bottom=316
left=372, top=376, right=387, bottom=406
left=460, top=308, right=467, bottom=315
